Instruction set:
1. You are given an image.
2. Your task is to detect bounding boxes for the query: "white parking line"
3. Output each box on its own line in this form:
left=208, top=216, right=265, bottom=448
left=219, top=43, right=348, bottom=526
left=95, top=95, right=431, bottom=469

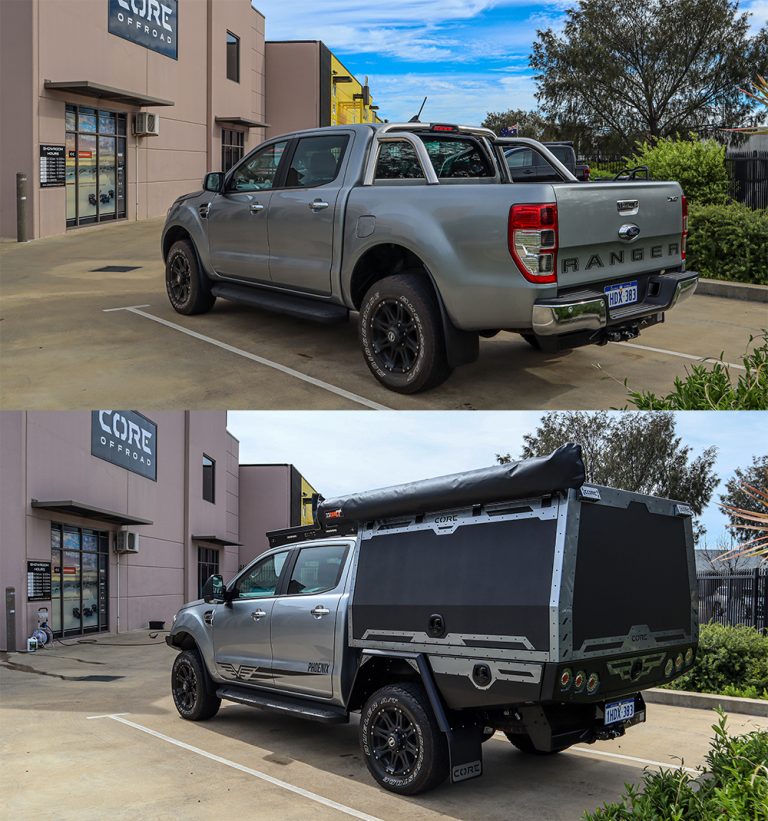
left=88, top=713, right=383, bottom=821
left=104, top=305, right=392, bottom=411
left=568, top=746, right=699, bottom=774
left=102, top=304, right=151, bottom=312
left=618, top=341, right=746, bottom=371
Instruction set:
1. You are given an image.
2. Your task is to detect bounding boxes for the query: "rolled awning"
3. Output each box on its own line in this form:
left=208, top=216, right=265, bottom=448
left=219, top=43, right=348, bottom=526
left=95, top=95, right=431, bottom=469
left=215, top=116, right=269, bottom=128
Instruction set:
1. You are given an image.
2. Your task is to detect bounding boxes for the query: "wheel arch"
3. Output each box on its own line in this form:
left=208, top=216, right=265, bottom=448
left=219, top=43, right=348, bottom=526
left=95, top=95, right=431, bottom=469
left=347, top=654, right=423, bottom=713
left=162, top=224, right=193, bottom=260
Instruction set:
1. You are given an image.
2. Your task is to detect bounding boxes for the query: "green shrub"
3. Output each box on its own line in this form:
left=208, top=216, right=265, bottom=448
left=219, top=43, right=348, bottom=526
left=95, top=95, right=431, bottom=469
left=687, top=202, right=768, bottom=285
left=627, top=332, right=768, bottom=410
left=584, top=711, right=768, bottom=820
left=627, top=135, right=730, bottom=204
left=664, top=623, right=768, bottom=699
left=588, top=168, right=616, bottom=180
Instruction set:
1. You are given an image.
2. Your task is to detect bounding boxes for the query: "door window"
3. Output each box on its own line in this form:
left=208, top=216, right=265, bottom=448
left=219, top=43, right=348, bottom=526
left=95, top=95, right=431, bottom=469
left=237, top=551, right=289, bottom=599
left=284, top=134, right=349, bottom=188
left=286, top=544, right=349, bottom=595
left=228, top=141, right=287, bottom=192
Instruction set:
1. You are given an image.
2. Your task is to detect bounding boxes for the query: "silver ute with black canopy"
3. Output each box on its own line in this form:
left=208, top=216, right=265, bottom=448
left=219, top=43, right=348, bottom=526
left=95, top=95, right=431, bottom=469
left=166, top=444, right=698, bottom=795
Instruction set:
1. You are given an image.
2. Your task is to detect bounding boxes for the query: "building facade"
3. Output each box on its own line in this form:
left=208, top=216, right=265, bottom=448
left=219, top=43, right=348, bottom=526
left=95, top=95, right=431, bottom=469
left=0, top=411, right=318, bottom=651
left=0, top=0, right=267, bottom=240
left=265, top=40, right=381, bottom=139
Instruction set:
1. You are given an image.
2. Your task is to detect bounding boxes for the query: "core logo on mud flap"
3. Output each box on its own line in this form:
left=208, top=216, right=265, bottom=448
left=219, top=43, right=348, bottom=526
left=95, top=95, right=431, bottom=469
left=452, top=761, right=482, bottom=782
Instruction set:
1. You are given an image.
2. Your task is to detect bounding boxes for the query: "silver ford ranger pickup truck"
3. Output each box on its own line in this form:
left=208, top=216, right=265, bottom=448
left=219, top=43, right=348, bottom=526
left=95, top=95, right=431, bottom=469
left=161, top=123, right=698, bottom=393
left=166, top=446, right=698, bottom=795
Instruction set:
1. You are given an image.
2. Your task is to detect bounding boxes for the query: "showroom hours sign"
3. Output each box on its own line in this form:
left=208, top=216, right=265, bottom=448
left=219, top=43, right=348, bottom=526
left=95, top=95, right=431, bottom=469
left=91, top=411, right=157, bottom=481
left=108, top=0, right=178, bottom=59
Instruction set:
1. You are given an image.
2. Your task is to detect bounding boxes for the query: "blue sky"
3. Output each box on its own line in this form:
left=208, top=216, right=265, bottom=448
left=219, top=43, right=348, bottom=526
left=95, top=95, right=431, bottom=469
left=229, top=411, right=768, bottom=550
left=255, top=0, right=768, bottom=124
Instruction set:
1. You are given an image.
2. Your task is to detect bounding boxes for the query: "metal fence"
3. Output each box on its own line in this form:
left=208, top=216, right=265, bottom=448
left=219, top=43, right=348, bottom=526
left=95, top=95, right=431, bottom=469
left=578, top=151, right=768, bottom=209
left=726, top=152, right=768, bottom=210
left=697, top=569, right=768, bottom=633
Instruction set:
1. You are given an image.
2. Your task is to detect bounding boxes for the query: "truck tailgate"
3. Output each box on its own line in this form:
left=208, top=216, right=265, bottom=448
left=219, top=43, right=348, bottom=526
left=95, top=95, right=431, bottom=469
left=554, top=181, right=684, bottom=288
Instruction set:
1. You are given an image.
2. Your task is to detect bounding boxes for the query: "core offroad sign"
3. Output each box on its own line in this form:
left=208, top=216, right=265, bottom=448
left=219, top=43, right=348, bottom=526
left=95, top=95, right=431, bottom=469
left=108, top=0, right=178, bottom=60
left=91, top=410, right=157, bottom=481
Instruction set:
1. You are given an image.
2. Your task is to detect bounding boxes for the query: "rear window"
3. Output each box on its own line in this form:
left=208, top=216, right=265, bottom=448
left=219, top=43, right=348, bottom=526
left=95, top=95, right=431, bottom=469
left=375, top=136, right=493, bottom=180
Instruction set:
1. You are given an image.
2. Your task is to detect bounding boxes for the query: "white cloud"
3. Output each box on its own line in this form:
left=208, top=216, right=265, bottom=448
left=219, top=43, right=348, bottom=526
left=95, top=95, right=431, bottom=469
left=366, top=70, right=540, bottom=124
left=742, top=0, right=768, bottom=34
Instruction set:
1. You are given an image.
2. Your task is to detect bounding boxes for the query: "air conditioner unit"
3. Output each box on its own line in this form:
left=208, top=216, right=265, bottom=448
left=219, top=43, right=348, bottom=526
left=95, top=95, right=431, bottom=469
left=133, top=112, right=160, bottom=136
left=115, top=531, right=140, bottom=553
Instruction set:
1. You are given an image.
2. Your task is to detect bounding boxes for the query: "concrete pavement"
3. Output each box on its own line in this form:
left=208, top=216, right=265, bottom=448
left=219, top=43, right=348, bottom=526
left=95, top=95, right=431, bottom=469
left=1, top=219, right=764, bottom=410
left=2, top=632, right=767, bottom=820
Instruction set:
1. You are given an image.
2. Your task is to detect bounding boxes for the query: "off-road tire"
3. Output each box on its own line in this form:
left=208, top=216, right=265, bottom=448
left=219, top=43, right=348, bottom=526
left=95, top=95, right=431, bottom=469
left=360, top=682, right=449, bottom=795
left=359, top=272, right=452, bottom=394
left=165, top=239, right=215, bottom=315
left=505, top=732, right=569, bottom=755
left=171, top=649, right=221, bottom=721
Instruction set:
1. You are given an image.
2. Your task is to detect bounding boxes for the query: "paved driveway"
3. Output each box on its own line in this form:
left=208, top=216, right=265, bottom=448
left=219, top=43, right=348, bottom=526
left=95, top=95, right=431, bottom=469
left=2, top=634, right=767, bottom=820
left=1, top=220, right=763, bottom=410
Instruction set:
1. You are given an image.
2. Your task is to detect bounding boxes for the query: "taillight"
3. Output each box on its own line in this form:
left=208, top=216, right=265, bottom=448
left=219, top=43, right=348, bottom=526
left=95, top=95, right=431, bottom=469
left=508, top=203, right=558, bottom=284
left=681, top=195, right=688, bottom=266
left=584, top=166, right=591, bottom=181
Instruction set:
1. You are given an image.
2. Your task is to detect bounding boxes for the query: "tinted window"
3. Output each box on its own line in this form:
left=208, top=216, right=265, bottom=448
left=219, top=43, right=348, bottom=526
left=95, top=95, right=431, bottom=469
left=226, top=32, right=239, bottom=82
left=375, top=136, right=493, bottom=179
left=286, top=545, right=348, bottom=595
left=237, top=552, right=289, bottom=599
left=202, top=455, right=215, bottom=503
left=229, top=141, right=287, bottom=191
left=505, top=147, right=534, bottom=168
left=285, top=134, right=349, bottom=188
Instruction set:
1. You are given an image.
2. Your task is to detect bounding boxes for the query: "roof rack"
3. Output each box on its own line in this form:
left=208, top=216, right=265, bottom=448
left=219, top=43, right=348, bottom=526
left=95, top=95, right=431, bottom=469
left=266, top=521, right=357, bottom=549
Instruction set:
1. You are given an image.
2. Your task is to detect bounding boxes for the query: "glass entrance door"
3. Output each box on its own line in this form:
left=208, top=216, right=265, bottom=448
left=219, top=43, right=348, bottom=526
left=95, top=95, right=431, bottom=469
left=50, top=524, right=109, bottom=636
left=65, top=104, right=127, bottom=228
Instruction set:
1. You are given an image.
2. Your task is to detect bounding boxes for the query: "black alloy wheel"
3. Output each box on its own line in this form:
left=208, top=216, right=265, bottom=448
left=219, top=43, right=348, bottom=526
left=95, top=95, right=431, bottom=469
left=370, top=298, right=420, bottom=375
left=167, top=250, right=191, bottom=307
left=165, top=239, right=216, bottom=315
left=359, top=272, right=452, bottom=394
left=360, top=682, right=448, bottom=794
left=370, top=704, right=420, bottom=779
left=171, top=649, right=221, bottom=721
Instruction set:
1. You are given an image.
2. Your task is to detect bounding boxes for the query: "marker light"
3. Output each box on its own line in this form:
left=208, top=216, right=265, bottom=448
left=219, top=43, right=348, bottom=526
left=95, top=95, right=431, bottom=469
left=675, top=653, right=684, bottom=672
left=574, top=670, right=586, bottom=692
left=586, top=672, right=600, bottom=694
left=560, top=668, right=572, bottom=690
left=665, top=659, right=674, bottom=677
left=685, top=648, right=694, bottom=666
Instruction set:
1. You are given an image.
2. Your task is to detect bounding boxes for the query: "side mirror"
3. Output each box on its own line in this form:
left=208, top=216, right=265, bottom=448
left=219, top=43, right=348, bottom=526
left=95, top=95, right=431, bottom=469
left=203, top=172, right=224, bottom=193
left=202, top=574, right=225, bottom=603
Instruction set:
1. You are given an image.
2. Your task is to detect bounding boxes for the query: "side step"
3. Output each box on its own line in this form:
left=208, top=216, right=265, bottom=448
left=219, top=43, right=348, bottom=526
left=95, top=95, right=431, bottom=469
left=217, top=685, right=349, bottom=724
left=211, top=282, right=349, bottom=324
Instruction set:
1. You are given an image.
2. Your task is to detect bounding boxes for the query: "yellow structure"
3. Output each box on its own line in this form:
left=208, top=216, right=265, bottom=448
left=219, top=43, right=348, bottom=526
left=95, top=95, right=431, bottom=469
left=330, top=54, right=380, bottom=126
left=300, top=474, right=320, bottom=526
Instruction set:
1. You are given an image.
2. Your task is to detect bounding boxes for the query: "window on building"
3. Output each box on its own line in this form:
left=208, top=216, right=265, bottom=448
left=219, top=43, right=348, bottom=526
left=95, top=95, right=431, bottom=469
left=226, top=32, right=240, bottom=82
left=202, top=455, right=215, bottom=503
left=66, top=104, right=127, bottom=227
left=198, top=547, right=220, bottom=598
left=221, top=129, right=245, bottom=172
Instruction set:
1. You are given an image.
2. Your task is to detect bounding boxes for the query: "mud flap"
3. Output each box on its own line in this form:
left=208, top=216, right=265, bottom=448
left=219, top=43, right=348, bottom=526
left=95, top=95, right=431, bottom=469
left=414, top=653, right=483, bottom=784
left=447, top=725, right=484, bottom=784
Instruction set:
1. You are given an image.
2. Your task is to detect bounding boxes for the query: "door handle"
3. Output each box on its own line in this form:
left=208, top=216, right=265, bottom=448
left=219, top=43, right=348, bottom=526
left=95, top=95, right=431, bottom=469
left=249, top=203, right=265, bottom=213
left=251, top=609, right=267, bottom=620
left=309, top=200, right=329, bottom=211
left=311, top=606, right=330, bottom=618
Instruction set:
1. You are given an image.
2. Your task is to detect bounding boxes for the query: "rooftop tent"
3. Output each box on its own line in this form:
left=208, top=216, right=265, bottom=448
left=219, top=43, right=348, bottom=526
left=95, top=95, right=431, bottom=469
left=316, top=443, right=585, bottom=526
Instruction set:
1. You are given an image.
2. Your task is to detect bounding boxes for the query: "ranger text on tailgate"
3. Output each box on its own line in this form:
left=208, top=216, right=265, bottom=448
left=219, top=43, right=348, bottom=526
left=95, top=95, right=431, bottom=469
left=162, top=123, right=698, bottom=393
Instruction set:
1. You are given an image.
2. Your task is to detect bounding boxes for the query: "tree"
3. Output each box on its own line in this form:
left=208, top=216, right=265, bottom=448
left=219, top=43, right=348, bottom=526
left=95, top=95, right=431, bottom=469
left=720, top=454, right=768, bottom=543
left=530, top=0, right=768, bottom=149
left=497, top=411, right=718, bottom=542
left=481, top=109, right=554, bottom=140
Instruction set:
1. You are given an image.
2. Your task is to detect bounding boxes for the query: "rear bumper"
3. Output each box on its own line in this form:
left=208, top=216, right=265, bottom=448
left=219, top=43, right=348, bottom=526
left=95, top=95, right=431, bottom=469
left=531, top=270, right=698, bottom=339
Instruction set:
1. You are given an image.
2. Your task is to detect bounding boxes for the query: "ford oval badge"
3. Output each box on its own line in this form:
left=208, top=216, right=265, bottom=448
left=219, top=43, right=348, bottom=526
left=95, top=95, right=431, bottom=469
left=618, top=223, right=641, bottom=242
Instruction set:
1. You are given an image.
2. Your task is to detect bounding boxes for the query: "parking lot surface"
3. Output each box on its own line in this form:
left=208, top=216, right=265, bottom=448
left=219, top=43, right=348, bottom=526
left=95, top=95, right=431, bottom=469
left=3, top=633, right=767, bottom=820
left=1, top=220, right=763, bottom=410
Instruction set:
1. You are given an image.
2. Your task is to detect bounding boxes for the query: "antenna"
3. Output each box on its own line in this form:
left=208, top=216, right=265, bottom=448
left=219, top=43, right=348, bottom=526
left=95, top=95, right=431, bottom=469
left=409, top=97, right=428, bottom=123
